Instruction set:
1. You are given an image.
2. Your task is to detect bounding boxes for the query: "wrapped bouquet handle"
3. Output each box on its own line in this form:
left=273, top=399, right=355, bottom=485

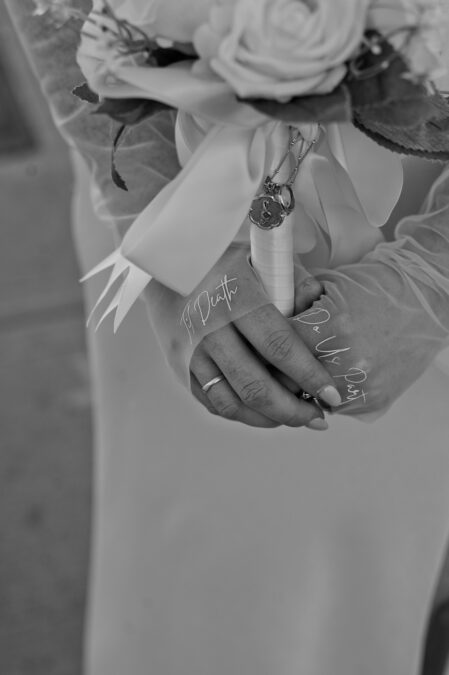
left=249, top=125, right=321, bottom=316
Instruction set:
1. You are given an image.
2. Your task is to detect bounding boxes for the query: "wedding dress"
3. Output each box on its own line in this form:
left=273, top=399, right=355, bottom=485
left=71, top=140, right=449, bottom=675
left=8, top=2, right=449, bottom=673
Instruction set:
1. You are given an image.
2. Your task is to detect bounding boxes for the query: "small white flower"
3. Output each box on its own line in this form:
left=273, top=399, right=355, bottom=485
left=369, top=0, right=448, bottom=81
left=32, top=0, right=57, bottom=15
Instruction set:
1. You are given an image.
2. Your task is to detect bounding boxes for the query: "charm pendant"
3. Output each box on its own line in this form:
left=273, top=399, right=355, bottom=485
left=249, top=181, right=295, bottom=230
left=249, top=193, right=286, bottom=230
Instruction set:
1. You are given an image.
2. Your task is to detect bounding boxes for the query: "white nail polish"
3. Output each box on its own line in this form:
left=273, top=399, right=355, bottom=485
left=318, top=385, right=342, bottom=408
left=307, top=418, right=329, bottom=431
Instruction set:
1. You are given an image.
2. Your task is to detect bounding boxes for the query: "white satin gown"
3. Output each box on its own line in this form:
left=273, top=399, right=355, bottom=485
left=72, top=147, right=449, bottom=675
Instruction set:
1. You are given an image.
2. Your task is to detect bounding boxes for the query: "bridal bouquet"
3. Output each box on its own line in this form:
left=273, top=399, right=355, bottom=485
left=36, top=0, right=449, bottom=328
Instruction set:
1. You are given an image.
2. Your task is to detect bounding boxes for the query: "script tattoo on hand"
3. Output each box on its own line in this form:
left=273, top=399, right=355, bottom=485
left=181, top=274, right=239, bottom=344
left=294, top=308, right=368, bottom=407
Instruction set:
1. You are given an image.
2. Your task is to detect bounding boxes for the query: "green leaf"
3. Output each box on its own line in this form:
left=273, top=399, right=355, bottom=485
left=111, top=124, right=128, bottom=191
left=93, top=97, right=173, bottom=126
left=72, top=82, right=100, bottom=104
left=149, top=47, right=197, bottom=68
left=355, top=90, right=449, bottom=128
left=354, top=97, right=441, bottom=127
left=348, top=31, right=433, bottom=128
left=353, top=108, right=449, bottom=161
left=242, top=31, right=442, bottom=132
left=241, top=85, right=352, bottom=124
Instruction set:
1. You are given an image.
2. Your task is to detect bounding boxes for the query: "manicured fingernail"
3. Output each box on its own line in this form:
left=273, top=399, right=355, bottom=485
left=318, top=385, right=342, bottom=407
left=307, top=418, right=329, bottom=431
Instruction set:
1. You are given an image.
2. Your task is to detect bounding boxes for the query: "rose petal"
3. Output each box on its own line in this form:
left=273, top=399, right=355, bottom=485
left=195, top=0, right=371, bottom=99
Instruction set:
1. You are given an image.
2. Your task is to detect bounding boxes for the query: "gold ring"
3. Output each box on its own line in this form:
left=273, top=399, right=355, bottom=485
left=201, top=375, right=225, bottom=393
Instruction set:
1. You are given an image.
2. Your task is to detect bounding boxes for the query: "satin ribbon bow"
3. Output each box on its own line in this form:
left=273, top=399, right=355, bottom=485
left=78, top=18, right=403, bottom=330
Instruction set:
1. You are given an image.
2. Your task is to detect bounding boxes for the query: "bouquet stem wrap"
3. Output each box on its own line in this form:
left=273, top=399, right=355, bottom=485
left=249, top=122, right=295, bottom=316
left=250, top=219, right=295, bottom=316
left=249, top=124, right=320, bottom=316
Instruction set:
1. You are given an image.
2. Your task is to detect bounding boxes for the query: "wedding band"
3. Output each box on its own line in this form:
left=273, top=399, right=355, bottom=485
left=201, top=375, right=225, bottom=393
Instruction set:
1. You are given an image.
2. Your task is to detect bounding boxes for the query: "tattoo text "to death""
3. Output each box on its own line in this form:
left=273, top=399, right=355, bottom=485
left=181, top=274, right=239, bottom=344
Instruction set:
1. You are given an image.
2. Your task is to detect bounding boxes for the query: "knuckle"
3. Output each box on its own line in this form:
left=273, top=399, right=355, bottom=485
left=333, top=312, right=353, bottom=337
left=207, top=406, right=219, bottom=417
left=202, top=331, right=219, bottom=351
left=283, top=412, right=307, bottom=428
left=354, top=356, right=372, bottom=374
left=199, top=396, right=219, bottom=416
left=296, top=360, right=321, bottom=389
left=215, top=400, right=240, bottom=421
left=239, top=379, right=271, bottom=408
left=263, top=330, right=294, bottom=363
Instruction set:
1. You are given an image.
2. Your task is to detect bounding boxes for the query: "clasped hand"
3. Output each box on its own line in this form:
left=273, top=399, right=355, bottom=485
left=189, top=248, right=341, bottom=430
left=190, top=249, right=448, bottom=429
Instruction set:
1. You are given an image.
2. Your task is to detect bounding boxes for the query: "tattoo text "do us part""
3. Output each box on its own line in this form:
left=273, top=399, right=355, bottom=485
left=294, top=307, right=368, bottom=407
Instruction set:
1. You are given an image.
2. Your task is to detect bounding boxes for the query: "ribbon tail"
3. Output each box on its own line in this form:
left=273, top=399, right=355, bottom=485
left=96, top=286, right=124, bottom=331
left=297, top=124, right=403, bottom=267
left=120, top=125, right=267, bottom=294
left=327, top=124, right=403, bottom=228
left=113, top=266, right=152, bottom=332
left=309, top=153, right=385, bottom=267
left=85, top=251, right=125, bottom=326
left=80, top=250, right=123, bottom=282
left=82, top=125, right=266, bottom=329
left=84, top=249, right=152, bottom=330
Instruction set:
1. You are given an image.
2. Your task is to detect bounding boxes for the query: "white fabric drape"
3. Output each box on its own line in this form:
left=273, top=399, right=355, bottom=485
left=72, top=151, right=449, bottom=675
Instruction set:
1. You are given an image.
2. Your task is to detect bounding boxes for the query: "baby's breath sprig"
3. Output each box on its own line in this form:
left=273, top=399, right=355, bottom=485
left=81, top=1, right=157, bottom=61
left=81, top=1, right=197, bottom=68
left=349, top=25, right=425, bottom=82
left=32, top=0, right=157, bottom=59
left=355, top=1, right=447, bottom=84
left=79, top=1, right=195, bottom=69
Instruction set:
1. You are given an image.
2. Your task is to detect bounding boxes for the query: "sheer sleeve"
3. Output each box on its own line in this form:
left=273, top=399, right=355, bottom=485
left=5, top=0, right=180, bottom=241
left=7, top=0, right=449, bottom=408
left=4, top=0, right=270, bottom=391
left=4, top=0, right=268, bottom=391
left=293, top=165, right=449, bottom=419
left=378, top=166, right=449, bottom=332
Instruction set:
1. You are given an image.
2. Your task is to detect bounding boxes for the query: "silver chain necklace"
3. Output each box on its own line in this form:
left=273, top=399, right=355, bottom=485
left=249, top=125, right=322, bottom=231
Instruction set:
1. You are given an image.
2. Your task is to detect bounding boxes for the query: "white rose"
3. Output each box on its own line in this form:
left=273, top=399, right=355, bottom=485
left=193, top=0, right=372, bottom=100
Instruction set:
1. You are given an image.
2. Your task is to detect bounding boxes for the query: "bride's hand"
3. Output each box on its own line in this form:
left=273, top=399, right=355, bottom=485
left=286, top=257, right=449, bottom=418
left=145, top=245, right=340, bottom=428
left=189, top=279, right=342, bottom=429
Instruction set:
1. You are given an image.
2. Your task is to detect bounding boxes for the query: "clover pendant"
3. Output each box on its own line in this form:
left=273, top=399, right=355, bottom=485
left=249, top=193, right=287, bottom=230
